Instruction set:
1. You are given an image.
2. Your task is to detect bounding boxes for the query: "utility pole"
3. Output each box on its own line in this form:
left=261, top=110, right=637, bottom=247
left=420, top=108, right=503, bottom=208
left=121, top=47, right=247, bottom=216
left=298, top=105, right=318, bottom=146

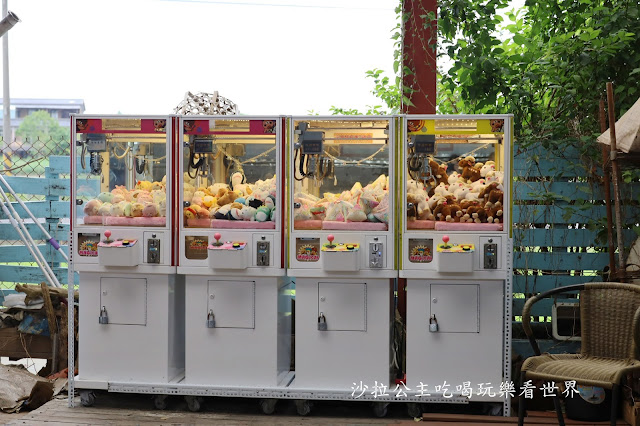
left=2, top=1, right=19, bottom=171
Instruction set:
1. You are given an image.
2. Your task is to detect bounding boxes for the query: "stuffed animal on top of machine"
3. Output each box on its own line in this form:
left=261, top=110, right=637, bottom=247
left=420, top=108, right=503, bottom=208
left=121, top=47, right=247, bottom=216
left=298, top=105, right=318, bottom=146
left=292, top=173, right=390, bottom=224
left=183, top=171, right=277, bottom=223
left=82, top=177, right=167, bottom=219
left=406, top=156, right=505, bottom=223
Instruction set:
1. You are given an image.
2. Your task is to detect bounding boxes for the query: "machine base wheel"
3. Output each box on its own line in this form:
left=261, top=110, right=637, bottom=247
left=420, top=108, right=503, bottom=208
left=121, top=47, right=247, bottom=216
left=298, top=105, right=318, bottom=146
left=154, top=395, right=168, bottom=410
left=79, top=390, right=96, bottom=407
left=185, top=396, right=203, bottom=412
left=372, top=402, right=389, bottom=418
left=407, top=402, right=422, bottom=418
left=295, top=399, right=312, bottom=416
left=259, top=398, right=277, bottom=414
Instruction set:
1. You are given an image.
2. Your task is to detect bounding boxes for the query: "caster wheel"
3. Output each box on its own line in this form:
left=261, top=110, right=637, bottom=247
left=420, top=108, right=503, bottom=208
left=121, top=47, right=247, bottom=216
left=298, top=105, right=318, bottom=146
left=185, top=396, right=203, bottom=412
left=295, top=399, right=312, bottom=416
left=407, top=402, right=422, bottom=418
left=154, top=395, right=168, bottom=410
left=79, top=390, right=95, bottom=407
left=372, top=402, right=389, bottom=418
left=259, top=398, right=277, bottom=415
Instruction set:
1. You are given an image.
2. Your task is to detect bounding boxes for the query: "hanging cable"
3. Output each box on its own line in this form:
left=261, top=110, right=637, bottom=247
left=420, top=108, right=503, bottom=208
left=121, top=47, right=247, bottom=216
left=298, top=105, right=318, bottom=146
left=187, top=142, right=204, bottom=179
left=80, top=142, right=87, bottom=170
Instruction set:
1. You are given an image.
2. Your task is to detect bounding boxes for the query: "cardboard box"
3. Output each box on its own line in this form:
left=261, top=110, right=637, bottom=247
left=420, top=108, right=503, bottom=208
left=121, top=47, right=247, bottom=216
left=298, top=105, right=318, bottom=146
left=624, top=401, right=640, bottom=426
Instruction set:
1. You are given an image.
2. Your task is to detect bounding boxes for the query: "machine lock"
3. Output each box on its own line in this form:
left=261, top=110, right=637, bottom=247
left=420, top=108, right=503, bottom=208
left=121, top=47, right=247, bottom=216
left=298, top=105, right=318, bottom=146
left=99, top=306, right=109, bottom=325
left=317, top=313, right=328, bottom=331
left=206, top=310, right=216, bottom=328
left=429, top=315, right=439, bottom=332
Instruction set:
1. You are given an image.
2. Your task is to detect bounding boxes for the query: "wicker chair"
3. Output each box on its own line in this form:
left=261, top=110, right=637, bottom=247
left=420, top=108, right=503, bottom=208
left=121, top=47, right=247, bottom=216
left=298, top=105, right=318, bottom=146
left=518, top=282, right=640, bottom=426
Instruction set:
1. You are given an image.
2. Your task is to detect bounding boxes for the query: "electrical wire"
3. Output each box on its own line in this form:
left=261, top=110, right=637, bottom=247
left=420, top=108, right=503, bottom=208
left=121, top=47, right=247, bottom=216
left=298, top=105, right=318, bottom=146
left=111, top=143, right=131, bottom=159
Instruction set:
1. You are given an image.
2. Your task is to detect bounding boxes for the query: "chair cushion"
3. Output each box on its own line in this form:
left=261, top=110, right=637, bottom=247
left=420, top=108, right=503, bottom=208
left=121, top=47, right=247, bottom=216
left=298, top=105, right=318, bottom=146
left=522, top=354, right=640, bottom=388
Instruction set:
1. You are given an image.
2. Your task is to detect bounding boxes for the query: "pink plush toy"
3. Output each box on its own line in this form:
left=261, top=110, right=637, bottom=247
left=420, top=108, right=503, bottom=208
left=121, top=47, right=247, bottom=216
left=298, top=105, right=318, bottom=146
left=142, top=203, right=158, bottom=217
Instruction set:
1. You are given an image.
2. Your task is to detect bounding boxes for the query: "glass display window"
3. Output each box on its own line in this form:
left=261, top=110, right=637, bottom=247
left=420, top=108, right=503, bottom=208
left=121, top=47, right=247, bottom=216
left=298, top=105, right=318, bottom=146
left=291, top=117, right=392, bottom=232
left=74, top=117, right=170, bottom=228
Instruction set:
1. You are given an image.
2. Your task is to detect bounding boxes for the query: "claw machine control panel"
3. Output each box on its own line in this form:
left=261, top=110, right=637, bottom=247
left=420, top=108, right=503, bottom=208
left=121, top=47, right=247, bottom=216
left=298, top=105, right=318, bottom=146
left=287, top=116, right=397, bottom=390
left=71, top=115, right=184, bottom=389
left=177, top=116, right=291, bottom=388
left=400, top=115, right=513, bottom=409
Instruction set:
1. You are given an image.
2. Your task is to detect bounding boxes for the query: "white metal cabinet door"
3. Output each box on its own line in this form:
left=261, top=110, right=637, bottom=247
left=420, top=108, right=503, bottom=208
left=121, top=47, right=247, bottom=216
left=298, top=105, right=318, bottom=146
left=430, top=284, right=479, bottom=333
left=99, top=277, right=147, bottom=325
left=207, top=280, right=255, bottom=329
left=318, top=282, right=366, bottom=331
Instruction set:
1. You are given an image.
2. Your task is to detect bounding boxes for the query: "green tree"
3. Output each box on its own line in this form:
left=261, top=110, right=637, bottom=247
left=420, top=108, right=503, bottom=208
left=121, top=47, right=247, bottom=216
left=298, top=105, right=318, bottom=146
left=335, top=0, right=640, bottom=145
left=16, top=110, right=70, bottom=156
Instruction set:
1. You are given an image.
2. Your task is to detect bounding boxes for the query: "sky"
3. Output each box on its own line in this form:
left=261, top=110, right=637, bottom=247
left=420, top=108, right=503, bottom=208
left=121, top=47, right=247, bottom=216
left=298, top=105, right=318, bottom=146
left=4, top=0, right=398, bottom=115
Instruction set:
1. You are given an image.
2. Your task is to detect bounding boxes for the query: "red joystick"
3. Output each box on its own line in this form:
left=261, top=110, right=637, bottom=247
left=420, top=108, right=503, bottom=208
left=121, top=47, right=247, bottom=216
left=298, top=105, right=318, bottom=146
left=327, top=234, right=335, bottom=247
left=442, top=235, right=450, bottom=247
left=213, top=232, right=222, bottom=246
left=104, top=230, right=111, bottom=241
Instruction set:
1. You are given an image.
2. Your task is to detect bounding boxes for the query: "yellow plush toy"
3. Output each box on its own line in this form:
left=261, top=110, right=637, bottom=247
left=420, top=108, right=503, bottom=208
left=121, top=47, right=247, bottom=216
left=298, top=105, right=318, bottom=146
left=202, top=195, right=217, bottom=209
left=131, top=202, right=144, bottom=217
left=135, top=180, right=153, bottom=191
left=216, top=188, right=239, bottom=206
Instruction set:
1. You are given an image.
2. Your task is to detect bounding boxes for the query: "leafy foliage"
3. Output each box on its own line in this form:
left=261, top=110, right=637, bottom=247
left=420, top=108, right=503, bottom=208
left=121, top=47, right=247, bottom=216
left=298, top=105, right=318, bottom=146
left=438, top=0, right=640, bottom=143
left=16, top=110, right=70, bottom=156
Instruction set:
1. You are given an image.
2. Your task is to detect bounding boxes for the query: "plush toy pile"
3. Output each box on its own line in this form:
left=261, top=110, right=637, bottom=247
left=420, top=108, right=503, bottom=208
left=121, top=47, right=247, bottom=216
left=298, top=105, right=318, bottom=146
left=183, top=171, right=277, bottom=223
left=407, top=156, right=505, bottom=223
left=83, top=177, right=167, bottom=220
left=293, top=174, right=390, bottom=224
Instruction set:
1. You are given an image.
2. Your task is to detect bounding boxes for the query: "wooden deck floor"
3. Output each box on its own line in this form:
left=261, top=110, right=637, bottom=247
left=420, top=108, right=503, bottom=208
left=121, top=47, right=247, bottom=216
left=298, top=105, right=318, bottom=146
left=5, top=392, right=416, bottom=425
left=3, top=392, right=630, bottom=425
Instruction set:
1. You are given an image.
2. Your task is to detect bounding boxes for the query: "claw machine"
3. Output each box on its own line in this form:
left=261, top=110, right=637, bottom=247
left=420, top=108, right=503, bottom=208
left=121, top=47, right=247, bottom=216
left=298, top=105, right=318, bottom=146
left=177, top=116, right=291, bottom=388
left=400, top=115, right=513, bottom=411
left=71, top=115, right=184, bottom=392
left=287, top=116, right=397, bottom=391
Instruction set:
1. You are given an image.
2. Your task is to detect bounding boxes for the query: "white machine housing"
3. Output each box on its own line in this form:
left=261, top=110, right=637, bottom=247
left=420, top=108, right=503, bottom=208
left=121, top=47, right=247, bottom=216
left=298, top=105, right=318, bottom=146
left=177, top=116, right=291, bottom=388
left=71, top=115, right=183, bottom=389
left=287, top=116, right=397, bottom=390
left=400, top=115, right=513, bottom=409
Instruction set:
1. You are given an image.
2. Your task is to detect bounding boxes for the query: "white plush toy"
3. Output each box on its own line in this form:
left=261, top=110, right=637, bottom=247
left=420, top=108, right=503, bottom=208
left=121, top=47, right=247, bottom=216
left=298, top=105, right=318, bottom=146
left=230, top=171, right=253, bottom=196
